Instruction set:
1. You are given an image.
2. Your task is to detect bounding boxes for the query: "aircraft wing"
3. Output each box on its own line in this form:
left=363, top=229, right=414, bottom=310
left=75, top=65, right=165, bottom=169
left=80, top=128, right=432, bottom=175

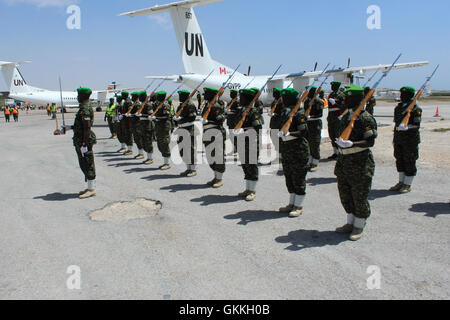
left=272, top=61, right=429, bottom=82
left=119, top=0, right=223, bottom=17
left=145, top=75, right=180, bottom=82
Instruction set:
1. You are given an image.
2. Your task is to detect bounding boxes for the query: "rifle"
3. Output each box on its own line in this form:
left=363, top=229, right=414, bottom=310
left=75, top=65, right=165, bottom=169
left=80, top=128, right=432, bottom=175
left=149, top=83, right=184, bottom=119
left=201, top=64, right=241, bottom=121
left=279, top=65, right=330, bottom=136
left=134, top=80, right=160, bottom=115
left=399, top=65, right=439, bottom=127
left=305, top=65, right=334, bottom=117
left=362, top=70, right=379, bottom=88
left=174, top=69, right=214, bottom=118
left=268, top=71, right=306, bottom=116
left=226, top=76, right=256, bottom=112
left=339, top=54, right=402, bottom=141
left=126, top=79, right=163, bottom=115
left=233, top=65, right=282, bottom=133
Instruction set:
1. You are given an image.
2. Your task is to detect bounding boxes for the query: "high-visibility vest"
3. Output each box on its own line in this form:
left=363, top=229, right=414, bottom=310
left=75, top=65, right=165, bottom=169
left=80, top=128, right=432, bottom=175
left=47, top=106, right=51, bottom=111
left=51, top=105, right=57, bottom=112
left=4, top=108, right=10, bottom=115
left=320, top=98, right=329, bottom=109
left=106, top=104, right=116, bottom=117
left=12, top=107, right=18, bottom=114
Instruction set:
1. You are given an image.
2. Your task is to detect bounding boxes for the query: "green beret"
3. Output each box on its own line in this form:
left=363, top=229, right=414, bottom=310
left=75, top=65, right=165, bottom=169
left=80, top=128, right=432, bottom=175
left=230, top=89, right=238, bottom=94
left=281, top=88, right=299, bottom=97
left=168, top=99, right=173, bottom=103
left=273, top=87, right=282, bottom=94
left=116, top=94, right=122, bottom=99
left=331, top=81, right=342, bottom=86
left=309, top=86, right=317, bottom=91
left=240, top=88, right=256, bottom=96
left=344, top=84, right=364, bottom=97
left=400, top=86, right=415, bottom=95
left=131, top=91, right=140, bottom=97
left=364, top=86, right=371, bottom=90
left=178, top=89, right=190, bottom=95
left=77, top=87, right=92, bottom=95
left=250, top=88, right=260, bottom=94
left=139, top=91, right=147, bottom=96
left=155, top=91, right=167, bottom=96
left=121, top=91, right=129, bottom=95
left=204, top=87, right=219, bottom=94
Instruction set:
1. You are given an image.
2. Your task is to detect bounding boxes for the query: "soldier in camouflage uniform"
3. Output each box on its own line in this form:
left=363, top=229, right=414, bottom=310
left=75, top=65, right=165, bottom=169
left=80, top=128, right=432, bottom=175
left=304, top=86, right=324, bottom=172
left=115, top=95, right=127, bottom=153
left=226, top=89, right=240, bottom=156
left=389, top=86, right=422, bottom=193
left=130, top=92, right=145, bottom=160
left=334, top=85, right=378, bottom=241
left=201, top=87, right=226, bottom=188
left=269, top=87, right=284, bottom=173
left=277, top=88, right=310, bottom=217
left=327, top=81, right=346, bottom=160
left=174, top=89, right=198, bottom=177
left=151, top=91, right=172, bottom=170
left=236, top=88, right=263, bottom=201
left=72, top=88, right=97, bottom=199
left=364, top=86, right=377, bottom=116
left=138, top=91, right=156, bottom=165
left=119, top=91, right=134, bottom=156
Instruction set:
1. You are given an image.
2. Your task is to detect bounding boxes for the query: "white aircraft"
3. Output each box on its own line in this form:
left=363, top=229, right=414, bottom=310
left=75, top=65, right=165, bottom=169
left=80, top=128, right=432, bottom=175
left=0, top=61, right=135, bottom=108
left=120, top=0, right=429, bottom=104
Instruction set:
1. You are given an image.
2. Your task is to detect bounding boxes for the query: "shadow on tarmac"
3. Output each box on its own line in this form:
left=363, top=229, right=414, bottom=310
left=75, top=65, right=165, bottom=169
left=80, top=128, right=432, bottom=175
left=33, top=192, right=79, bottom=201
left=141, top=173, right=181, bottom=181
left=409, top=202, right=450, bottom=218
left=161, top=183, right=211, bottom=193
left=191, top=194, right=241, bottom=206
left=369, top=189, right=399, bottom=200
left=307, top=177, right=337, bottom=186
left=224, top=210, right=286, bottom=225
left=275, top=229, right=348, bottom=251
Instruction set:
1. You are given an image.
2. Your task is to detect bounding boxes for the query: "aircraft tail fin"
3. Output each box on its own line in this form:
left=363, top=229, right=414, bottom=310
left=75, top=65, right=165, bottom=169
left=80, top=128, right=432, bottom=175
left=120, top=0, right=242, bottom=77
left=0, top=61, right=31, bottom=94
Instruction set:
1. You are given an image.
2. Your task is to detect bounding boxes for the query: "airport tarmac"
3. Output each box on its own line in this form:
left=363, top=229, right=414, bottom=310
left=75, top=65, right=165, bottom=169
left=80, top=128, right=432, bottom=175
left=0, top=103, right=449, bottom=300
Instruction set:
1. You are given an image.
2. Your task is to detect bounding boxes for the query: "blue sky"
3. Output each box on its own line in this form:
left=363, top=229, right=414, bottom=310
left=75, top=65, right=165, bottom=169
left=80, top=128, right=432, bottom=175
left=0, top=0, right=448, bottom=92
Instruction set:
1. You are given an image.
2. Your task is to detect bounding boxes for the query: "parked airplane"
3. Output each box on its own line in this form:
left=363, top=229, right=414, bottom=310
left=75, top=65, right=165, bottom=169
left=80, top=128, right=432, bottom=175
left=0, top=61, right=137, bottom=108
left=120, top=0, right=429, bottom=104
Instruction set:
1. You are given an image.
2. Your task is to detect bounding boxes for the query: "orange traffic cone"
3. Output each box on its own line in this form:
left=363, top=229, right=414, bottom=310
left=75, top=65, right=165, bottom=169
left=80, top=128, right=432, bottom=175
left=434, top=106, right=441, bottom=117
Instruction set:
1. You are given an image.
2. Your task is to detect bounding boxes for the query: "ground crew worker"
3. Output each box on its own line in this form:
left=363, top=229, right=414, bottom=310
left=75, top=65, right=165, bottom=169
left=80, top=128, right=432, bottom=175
left=151, top=91, right=172, bottom=170
left=319, top=90, right=328, bottom=108
left=51, top=103, right=57, bottom=119
left=327, top=81, right=346, bottom=159
left=104, top=98, right=117, bottom=139
left=72, top=88, right=97, bottom=199
left=138, top=91, right=156, bottom=165
left=201, top=87, right=226, bottom=188
left=174, top=90, right=198, bottom=177
left=115, top=95, right=127, bottom=153
left=46, top=104, right=51, bottom=117
left=119, top=91, right=134, bottom=155
left=236, top=88, right=263, bottom=201
left=389, top=86, right=422, bottom=193
left=4, top=106, right=10, bottom=122
left=334, top=84, right=378, bottom=241
left=277, top=88, right=310, bottom=218
left=364, top=86, right=377, bottom=115
left=129, top=92, right=145, bottom=159
left=268, top=87, right=284, bottom=173
left=12, top=106, right=19, bottom=122
left=225, top=89, right=240, bottom=157
left=304, top=86, right=324, bottom=172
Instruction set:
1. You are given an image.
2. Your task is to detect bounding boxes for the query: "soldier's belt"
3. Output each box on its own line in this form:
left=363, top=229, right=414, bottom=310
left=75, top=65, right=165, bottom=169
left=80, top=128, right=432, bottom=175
left=338, top=147, right=369, bottom=155
left=280, top=135, right=299, bottom=142
left=179, top=122, right=196, bottom=128
left=328, top=108, right=340, bottom=112
left=203, top=124, right=218, bottom=130
left=307, top=117, right=322, bottom=121
left=140, top=118, right=150, bottom=121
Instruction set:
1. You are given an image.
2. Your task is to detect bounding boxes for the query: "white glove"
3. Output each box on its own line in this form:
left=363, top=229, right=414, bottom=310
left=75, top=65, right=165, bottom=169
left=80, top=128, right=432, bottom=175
left=336, top=138, right=353, bottom=149
left=328, top=98, right=336, bottom=105
left=126, top=114, right=131, bottom=118
left=81, top=146, right=88, bottom=155
left=397, top=124, right=408, bottom=131
left=135, top=113, right=142, bottom=117
left=233, top=128, right=244, bottom=135
left=268, top=112, right=274, bottom=117
left=338, top=115, right=343, bottom=121
left=199, top=118, right=208, bottom=124
left=118, top=115, right=123, bottom=121
left=148, top=116, right=156, bottom=121
left=174, top=116, right=182, bottom=122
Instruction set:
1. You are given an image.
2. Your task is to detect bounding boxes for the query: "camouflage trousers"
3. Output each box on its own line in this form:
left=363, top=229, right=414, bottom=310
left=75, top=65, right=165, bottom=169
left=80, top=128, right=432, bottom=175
left=75, top=144, right=96, bottom=181
left=130, top=118, right=144, bottom=150
left=327, top=118, right=340, bottom=149
left=238, top=132, right=260, bottom=181
left=203, top=126, right=226, bottom=173
left=140, top=119, right=155, bottom=154
left=177, top=125, right=196, bottom=165
left=280, top=138, right=310, bottom=195
left=334, top=150, right=375, bottom=219
left=115, top=120, right=123, bottom=143
left=307, top=119, right=322, bottom=160
left=394, top=142, right=419, bottom=176
left=120, top=118, right=133, bottom=146
left=155, top=120, right=172, bottom=158
left=107, top=117, right=116, bottom=136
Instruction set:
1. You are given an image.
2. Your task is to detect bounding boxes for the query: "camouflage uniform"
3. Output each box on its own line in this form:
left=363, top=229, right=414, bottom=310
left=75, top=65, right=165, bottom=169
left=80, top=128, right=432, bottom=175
left=202, top=99, right=226, bottom=175
left=140, top=99, right=156, bottom=156
left=154, top=101, right=172, bottom=158
left=115, top=99, right=124, bottom=146
left=269, top=96, right=283, bottom=157
left=73, top=101, right=97, bottom=181
left=226, top=95, right=240, bottom=154
left=304, top=96, right=324, bottom=166
left=365, top=96, right=377, bottom=115
left=120, top=97, right=134, bottom=148
left=327, top=89, right=345, bottom=152
left=334, top=110, right=377, bottom=220
left=130, top=100, right=144, bottom=153
left=393, top=101, right=422, bottom=177
left=176, top=100, right=198, bottom=167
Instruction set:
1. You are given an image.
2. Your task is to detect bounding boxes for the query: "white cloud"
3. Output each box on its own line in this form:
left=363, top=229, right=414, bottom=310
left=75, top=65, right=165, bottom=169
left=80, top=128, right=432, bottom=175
left=149, top=13, right=172, bottom=30
left=4, top=0, right=79, bottom=7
